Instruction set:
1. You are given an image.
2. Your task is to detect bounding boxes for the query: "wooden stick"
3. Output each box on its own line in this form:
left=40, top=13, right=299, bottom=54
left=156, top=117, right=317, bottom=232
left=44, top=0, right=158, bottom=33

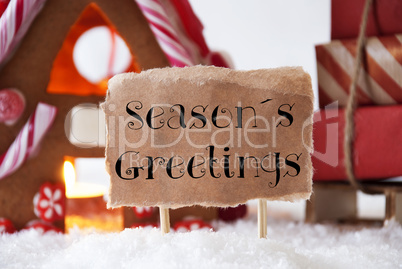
left=258, top=199, right=267, bottom=238
left=385, top=191, right=396, bottom=222
left=159, top=206, right=170, bottom=234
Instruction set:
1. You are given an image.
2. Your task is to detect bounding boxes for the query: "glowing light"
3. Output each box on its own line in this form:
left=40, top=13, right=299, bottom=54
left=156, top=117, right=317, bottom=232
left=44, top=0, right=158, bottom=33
left=64, top=161, right=76, bottom=195
left=63, top=160, right=106, bottom=199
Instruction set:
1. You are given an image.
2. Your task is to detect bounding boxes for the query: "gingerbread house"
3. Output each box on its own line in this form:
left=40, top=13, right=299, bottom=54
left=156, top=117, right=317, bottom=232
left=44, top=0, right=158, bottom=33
left=0, top=0, right=244, bottom=233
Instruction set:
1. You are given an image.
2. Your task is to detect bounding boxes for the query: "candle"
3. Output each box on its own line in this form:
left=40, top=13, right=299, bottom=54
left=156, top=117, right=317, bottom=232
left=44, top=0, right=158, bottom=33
left=64, top=160, right=123, bottom=232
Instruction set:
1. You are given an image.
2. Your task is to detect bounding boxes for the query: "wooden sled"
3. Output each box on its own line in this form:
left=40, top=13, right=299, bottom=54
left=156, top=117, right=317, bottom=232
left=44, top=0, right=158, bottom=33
left=307, top=0, right=402, bottom=227
left=306, top=181, right=402, bottom=225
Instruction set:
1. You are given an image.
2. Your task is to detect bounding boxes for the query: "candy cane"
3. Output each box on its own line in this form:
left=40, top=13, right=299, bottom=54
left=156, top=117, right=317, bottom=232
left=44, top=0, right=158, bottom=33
left=0, top=0, right=46, bottom=65
left=135, top=0, right=194, bottom=67
left=0, top=102, right=57, bottom=180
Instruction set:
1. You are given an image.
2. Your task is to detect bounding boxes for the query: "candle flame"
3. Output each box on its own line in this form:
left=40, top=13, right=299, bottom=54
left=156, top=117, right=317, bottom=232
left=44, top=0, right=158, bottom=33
left=64, top=160, right=76, bottom=193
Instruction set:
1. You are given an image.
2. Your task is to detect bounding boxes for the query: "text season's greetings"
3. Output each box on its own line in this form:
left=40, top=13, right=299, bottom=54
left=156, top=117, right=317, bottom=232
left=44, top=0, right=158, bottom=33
left=102, top=66, right=314, bottom=208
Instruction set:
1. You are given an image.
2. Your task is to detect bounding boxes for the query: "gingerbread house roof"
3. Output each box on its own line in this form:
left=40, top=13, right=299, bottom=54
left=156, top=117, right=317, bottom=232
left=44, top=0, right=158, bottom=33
left=0, top=0, right=229, bottom=69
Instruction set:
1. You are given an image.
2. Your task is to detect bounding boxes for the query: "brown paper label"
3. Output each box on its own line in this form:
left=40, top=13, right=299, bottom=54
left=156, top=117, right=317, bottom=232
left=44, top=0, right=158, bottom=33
left=102, top=66, right=314, bottom=208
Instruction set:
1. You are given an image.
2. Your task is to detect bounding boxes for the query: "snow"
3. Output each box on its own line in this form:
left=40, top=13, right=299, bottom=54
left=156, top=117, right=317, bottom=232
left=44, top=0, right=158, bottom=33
left=1, top=206, right=401, bottom=269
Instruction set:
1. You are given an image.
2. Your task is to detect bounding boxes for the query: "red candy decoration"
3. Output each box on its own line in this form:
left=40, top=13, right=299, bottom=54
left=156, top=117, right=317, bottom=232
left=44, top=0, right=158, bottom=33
left=33, top=182, right=65, bottom=223
left=0, top=218, right=16, bottom=234
left=23, top=220, right=62, bottom=234
left=132, top=206, right=154, bottom=219
left=173, top=219, right=213, bottom=232
left=0, top=88, right=25, bottom=125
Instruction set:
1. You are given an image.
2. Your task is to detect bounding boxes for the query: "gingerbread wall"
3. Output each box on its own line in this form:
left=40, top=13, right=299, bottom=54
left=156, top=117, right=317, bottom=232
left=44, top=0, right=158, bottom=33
left=0, top=0, right=169, bottom=230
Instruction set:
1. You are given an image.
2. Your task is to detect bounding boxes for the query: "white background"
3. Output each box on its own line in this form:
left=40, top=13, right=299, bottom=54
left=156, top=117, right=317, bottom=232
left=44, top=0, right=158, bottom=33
left=188, top=0, right=331, bottom=109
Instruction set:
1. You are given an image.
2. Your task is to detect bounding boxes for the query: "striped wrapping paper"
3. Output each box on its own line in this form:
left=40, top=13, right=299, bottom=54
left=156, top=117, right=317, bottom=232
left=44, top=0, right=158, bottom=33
left=316, top=34, right=402, bottom=108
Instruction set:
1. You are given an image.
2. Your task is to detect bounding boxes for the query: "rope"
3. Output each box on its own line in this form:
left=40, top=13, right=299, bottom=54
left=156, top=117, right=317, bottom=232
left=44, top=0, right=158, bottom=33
left=343, top=0, right=380, bottom=195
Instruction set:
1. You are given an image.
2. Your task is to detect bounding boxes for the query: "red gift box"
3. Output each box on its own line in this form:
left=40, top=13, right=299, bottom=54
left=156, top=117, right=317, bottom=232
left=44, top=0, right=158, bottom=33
left=331, top=0, right=402, bottom=40
left=312, top=105, right=402, bottom=181
left=316, top=34, right=402, bottom=108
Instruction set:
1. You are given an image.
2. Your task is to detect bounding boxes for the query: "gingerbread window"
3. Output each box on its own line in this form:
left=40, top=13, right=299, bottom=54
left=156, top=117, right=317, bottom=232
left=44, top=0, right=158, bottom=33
left=66, top=104, right=106, bottom=148
left=46, top=3, right=139, bottom=96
